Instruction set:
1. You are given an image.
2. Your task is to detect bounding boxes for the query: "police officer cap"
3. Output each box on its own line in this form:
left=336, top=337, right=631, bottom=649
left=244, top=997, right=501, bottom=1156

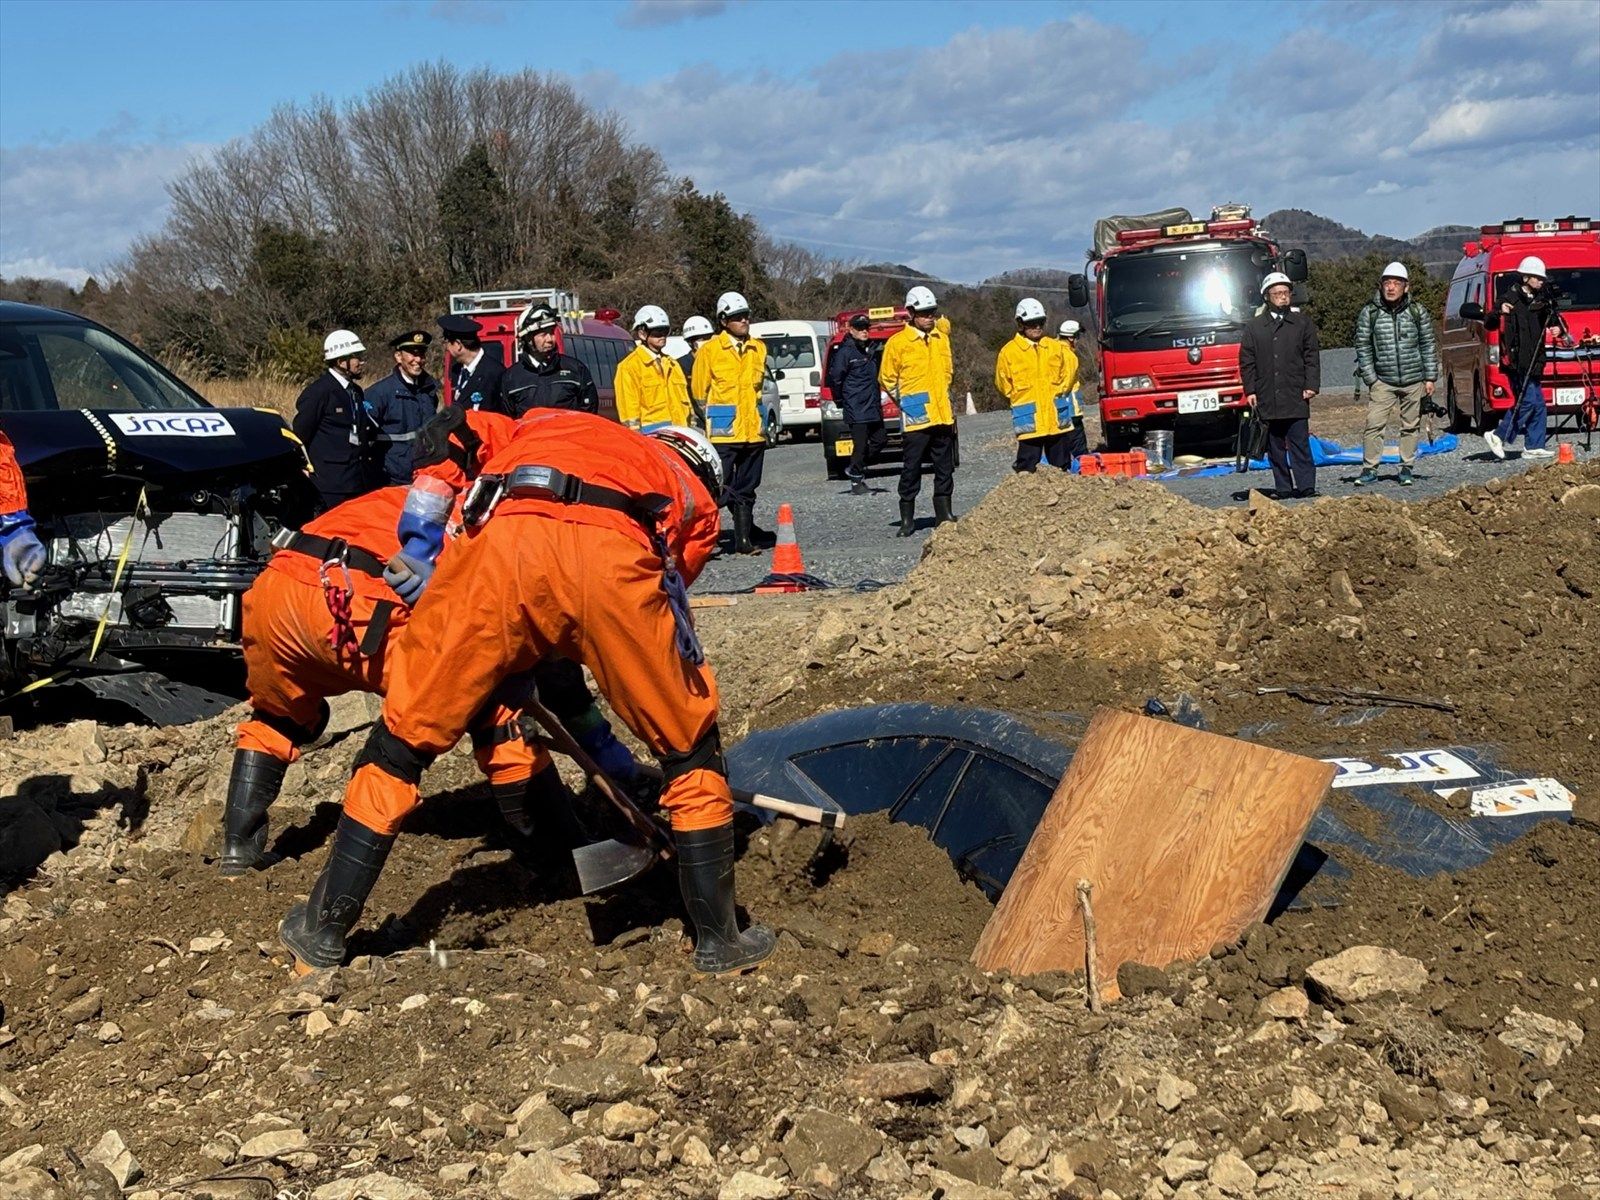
left=848, top=314, right=871, bottom=330
left=436, top=314, right=482, bottom=340
left=390, top=329, right=433, bottom=351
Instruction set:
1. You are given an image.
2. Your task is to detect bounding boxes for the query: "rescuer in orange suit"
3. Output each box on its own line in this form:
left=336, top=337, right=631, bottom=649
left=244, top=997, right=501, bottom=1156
left=279, top=410, right=777, bottom=976
left=1, top=429, right=48, bottom=588
left=219, top=475, right=616, bottom=877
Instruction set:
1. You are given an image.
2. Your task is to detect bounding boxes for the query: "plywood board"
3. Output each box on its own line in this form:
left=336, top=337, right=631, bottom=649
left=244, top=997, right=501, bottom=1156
left=972, top=708, right=1335, bottom=996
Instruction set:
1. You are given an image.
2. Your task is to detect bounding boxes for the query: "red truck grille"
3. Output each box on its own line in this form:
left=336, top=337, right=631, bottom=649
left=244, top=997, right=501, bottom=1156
left=1152, top=366, right=1236, bottom=390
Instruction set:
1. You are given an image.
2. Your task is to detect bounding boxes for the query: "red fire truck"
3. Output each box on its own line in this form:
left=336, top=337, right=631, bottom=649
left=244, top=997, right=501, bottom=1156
left=1441, top=217, right=1600, bottom=432
left=1068, top=207, right=1307, bottom=452
left=443, top=288, right=633, bottom=420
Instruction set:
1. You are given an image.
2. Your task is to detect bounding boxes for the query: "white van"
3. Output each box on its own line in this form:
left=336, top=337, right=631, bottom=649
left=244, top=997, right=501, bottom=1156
left=751, top=319, right=832, bottom=436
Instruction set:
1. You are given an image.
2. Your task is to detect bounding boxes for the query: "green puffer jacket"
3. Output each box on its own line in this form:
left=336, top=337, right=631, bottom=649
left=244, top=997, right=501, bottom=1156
left=1354, top=293, right=1438, bottom=388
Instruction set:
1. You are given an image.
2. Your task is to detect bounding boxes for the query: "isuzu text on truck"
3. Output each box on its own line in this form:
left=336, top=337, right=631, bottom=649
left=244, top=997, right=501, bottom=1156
left=1068, top=205, right=1307, bottom=452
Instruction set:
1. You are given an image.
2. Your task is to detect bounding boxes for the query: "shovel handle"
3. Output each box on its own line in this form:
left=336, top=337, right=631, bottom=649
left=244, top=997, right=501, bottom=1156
left=523, top=698, right=670, bottom=855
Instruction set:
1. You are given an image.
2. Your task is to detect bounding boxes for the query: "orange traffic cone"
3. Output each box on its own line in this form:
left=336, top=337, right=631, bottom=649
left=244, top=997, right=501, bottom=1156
left=1557, top=441, right=1576, bottom=463
left=770, top=503, right=805, bottom=575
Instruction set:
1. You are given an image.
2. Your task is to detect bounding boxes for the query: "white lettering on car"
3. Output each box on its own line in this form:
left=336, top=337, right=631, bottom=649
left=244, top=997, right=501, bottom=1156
left=109, top=412, right=234, bottom=438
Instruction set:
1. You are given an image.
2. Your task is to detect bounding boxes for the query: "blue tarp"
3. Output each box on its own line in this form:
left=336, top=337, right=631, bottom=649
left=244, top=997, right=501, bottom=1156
left=1161, top=433, right=1460, bottom=479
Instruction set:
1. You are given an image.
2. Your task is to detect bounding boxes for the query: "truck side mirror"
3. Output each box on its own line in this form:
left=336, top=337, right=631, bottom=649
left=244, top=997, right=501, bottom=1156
left=1067, top=274, right=1090, bottom=309
left=1283, top=249, right=1309, bottom=281
left=1459, top=301, right=1485, bottom=321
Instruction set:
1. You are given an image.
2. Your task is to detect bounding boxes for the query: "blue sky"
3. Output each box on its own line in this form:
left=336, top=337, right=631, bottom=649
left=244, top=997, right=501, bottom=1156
left=3, top=0, right=1598, bottom=284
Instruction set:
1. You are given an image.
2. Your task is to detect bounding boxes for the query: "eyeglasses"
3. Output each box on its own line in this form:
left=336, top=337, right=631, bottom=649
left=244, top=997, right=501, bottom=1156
left=725, top=312, right=751, bottom=322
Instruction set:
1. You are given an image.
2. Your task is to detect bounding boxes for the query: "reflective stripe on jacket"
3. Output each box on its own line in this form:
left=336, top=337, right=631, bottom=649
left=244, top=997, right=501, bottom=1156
left=616, top=346, right=692, bottom=432
left=995, top=333, right=1078, bottom=439
left=878, top=322, right=954, bottom=431
left=691, top=332, right=767, bottom=444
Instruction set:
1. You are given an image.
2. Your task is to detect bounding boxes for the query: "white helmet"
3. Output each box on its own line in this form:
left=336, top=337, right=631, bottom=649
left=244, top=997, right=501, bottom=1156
left=905, top=285, right=938, bottom=313
left=1015, top=297, right=1047, bottom=323
left=715, top=291, right=751, bottom=320
left=515, top=303, right=560, bottom=338
left=1517, top=255, right=1547, bottom=279
left=1058, top=319, right=1082, bottom=337
left=323, top=330, right=365, bottom=361
left=651, top=425, right=723, bottom=497
left=682, top=315, right=714, bottom=340
left=1381, top=261, right=1409, bottom=282
left=633, top=305, right=670, bottom=333
left=1259, top=271, right=1292, bottom=296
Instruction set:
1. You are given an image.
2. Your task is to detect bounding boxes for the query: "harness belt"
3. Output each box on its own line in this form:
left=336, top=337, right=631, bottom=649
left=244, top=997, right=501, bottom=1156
left=271, top=528, right=388, bottom=577
left=270, top=528, right=397, bottom=657
left=462, top=464, right=704, bottom=665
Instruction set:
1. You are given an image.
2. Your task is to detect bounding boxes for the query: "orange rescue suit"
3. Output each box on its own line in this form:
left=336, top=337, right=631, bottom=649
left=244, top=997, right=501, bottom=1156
left=343, top=411, right=725, bottom=838
left=1, top=430, right=28, bottom=513
left=237, top=486, right=540, bottom=786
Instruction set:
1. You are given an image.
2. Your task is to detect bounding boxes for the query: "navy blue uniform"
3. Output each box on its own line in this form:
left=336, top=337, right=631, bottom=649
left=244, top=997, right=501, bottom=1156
left=363, top=368, right=440, bottom=485
left=501, top=353, right=598, bottom=417
left=449, top=350, right=507, bottom=416
left=292, top=371, right=384, bottom=507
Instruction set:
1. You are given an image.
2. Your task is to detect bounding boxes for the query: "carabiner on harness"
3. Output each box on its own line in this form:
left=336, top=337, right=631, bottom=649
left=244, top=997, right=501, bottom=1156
left=319, top=556, right=360, bottom=657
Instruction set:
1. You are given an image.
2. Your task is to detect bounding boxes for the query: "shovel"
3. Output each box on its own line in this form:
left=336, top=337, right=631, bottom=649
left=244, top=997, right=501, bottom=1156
left=523, top=698, right=672, bottom=895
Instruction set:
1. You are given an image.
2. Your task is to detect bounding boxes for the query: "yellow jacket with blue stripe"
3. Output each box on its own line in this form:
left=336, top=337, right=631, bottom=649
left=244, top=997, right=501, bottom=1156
left=878, top=321, right=954, bottom=431
left=994, top=333, right=1079, bottom=440
left=691, top=332, right=767, bottom=445
left=615, top=345, right=692, bottom=433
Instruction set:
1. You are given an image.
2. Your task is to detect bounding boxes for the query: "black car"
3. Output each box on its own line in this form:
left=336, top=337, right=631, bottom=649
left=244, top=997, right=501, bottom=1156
left=0, top=302, right=316, bottom=720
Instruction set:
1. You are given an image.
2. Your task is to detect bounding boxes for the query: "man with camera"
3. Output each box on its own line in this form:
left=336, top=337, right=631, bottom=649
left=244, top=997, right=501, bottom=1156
left=1484, top=256, right=1561, bottom=460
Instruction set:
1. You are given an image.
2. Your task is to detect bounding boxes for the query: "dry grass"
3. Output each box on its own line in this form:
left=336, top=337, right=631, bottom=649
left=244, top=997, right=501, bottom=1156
left=182, top=376, right=299, bottom=420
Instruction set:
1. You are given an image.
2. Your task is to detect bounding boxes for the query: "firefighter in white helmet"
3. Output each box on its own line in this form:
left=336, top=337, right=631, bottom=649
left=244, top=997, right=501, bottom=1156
left=996, top=298, right=1077, bottom=472
left=1483, top=255, right=1561, bottom=460
left=677, top=315, right=715, bottom=428
left=1056, top=319, right=1090, bottom=460
left=691, top=291, right=770, bottom=555
left=293, top=330, right=384, bottom=510
left=879, top=286, right=957, bottom=535
left=615, top=306, right=693, bottom=433
left=501, top=305, right=598, bottom=417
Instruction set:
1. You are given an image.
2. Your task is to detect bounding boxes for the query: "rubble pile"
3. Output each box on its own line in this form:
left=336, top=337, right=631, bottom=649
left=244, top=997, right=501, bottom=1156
left=2, top=464, right=1598, bottom=1198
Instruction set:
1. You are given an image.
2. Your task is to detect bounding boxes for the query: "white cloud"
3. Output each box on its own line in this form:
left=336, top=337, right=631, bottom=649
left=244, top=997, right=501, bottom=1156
left=0, top=140, right=211, bottom=284
left=1365, top=180, right=1403, bottom=197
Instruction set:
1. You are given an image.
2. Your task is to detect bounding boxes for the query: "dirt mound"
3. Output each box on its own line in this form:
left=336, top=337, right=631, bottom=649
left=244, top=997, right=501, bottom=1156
left=4, top=467, right=1600, bottom=1198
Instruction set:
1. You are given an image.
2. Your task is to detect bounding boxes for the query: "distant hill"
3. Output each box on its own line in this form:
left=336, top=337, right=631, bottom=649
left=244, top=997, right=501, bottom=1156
left=979, top=267, right=1077, bottom=291
left=1261, top=209, right=1474, bottom=278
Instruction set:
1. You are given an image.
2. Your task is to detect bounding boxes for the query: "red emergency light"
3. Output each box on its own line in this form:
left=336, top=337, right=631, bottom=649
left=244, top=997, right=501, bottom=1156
left=1480, top=216, right=1593, bottom=237
left=1115, top=217, right=1260, bottom=246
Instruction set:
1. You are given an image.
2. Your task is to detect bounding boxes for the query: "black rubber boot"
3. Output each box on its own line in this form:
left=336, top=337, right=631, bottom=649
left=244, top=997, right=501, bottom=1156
left=278, top=815, right=394, bottom=973
left=731, top=504, right=757, bottom=555
left=896, top=499, right=917, bottom=538
left=934, top=495, right=956, bottom=525
left=218, top=750, right=289, bottom=876
left=492, top=765, right=587, bottom=852
left=749, top=515, right=777, bottom=549
left=676, top=824, right=776, bottom=974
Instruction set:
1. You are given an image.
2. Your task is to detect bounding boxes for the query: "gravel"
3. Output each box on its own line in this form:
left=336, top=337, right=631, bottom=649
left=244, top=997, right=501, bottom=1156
left=697, top=408, right=1592, bottom=593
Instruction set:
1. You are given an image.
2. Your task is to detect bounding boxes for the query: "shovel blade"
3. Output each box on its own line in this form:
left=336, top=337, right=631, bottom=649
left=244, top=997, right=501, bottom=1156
left=573, top=838, right=659, bottom=895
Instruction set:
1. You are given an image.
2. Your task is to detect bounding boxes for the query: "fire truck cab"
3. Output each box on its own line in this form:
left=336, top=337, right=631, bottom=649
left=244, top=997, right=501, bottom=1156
left=1441, top=217, right=1600, bottom=431
left=1068, top=207, right=1307, bottom=452
left=444, top=288, right=633, bottom=421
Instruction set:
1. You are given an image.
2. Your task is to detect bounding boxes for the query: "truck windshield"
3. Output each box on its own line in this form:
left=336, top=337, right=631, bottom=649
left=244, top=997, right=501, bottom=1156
left=1495, top=268, right=1600, bottom=311
left=764, top=336, right=817, bottom=371
left=1103, top=246, right=1263, bottom=336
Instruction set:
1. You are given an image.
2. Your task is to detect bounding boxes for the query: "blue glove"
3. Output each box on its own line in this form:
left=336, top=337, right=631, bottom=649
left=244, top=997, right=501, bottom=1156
left=574, top=714, right=639, bottom=784
left=1, top=511, right=47, bottom=587
left=382, top=552, right=434, bottom=605
left=396, top=477, right=453, bottom=566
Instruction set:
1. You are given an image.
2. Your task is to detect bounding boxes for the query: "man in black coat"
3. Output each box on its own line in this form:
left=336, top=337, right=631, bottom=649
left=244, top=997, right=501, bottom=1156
left=1239, top=273, right=1321, bottom=498
left=293, top=329, right=385, bottom=510
left=1483, top=255, right=1562, bottom=460
left=438, top=313, right=507, bottom=415
left=827, top=314, right=886, bottom=495
left=501, top=304, right=599, bottom=417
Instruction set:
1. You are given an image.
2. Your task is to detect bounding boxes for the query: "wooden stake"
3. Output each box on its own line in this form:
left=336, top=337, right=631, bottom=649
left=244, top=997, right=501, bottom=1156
left=1077, top=879, right=1101, bottom=1013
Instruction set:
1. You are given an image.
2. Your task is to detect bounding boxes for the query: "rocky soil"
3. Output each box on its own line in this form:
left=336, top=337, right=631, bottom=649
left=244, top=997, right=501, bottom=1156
left=2, top=463, right=1597, bottom=1200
